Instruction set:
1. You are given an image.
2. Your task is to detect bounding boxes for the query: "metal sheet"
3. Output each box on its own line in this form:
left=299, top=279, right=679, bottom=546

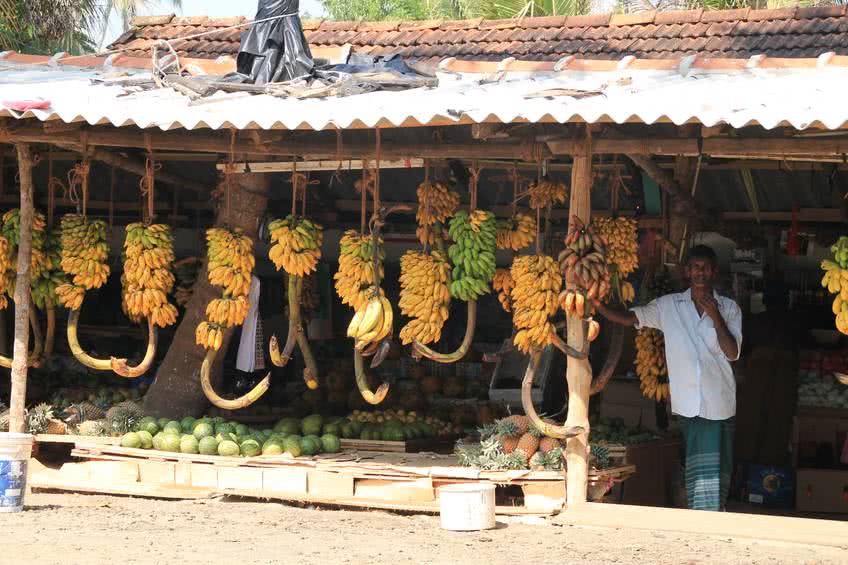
left=1, top=61, right=847, bottom=131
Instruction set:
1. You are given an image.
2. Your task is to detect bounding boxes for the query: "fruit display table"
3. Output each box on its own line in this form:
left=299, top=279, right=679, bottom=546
left=30, top=435, right=635, bottom=515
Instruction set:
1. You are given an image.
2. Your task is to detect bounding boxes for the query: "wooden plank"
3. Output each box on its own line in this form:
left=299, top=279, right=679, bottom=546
left=190, top=464, right=218, bottom=489
left=218, top=467, right=264, bottom=491
left=523, top=481, right=566, bottom=512
left=138, top=460, right=176, bottom=485
left=262, top=467, right=309, bottom=495
left=354, top=477, right=436, bottom=503
left=36, top=434, right=120, bottom=445
left=87, top=460, right=140, bottom=484
left=308, top=470, right=355, bottom=498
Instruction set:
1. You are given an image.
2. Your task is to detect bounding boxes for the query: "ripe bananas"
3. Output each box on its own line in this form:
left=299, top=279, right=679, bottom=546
left=492, top=268, right=514, bottom=312
left=447, top=210, right=497, bottom=301
left=120, top=222, right=178, bottom=328
left=347, top=292, right=394, bottom=351
left=821, top=238, right=848, bottom=335
left=196, top=227, right=254, bottom=351
left=496, top=213, right=536, bottom=251
left=56, top=214, right=110, bottom=310
left=592, top=217, right=639, bottom=277
left=636, top=327, right=669, bottom=402
left=30, top=230, right=66, bottom=310
left=511, top=255, right=561, bottom=353
left=528, top=179, right=568, bottom=210
left=335, top=230, right=384, bottom=311
left=398, top=250, right=451, bottom=345
left=415, top=181, right=460, bottom=246
left=268, top=215, right=323, bottom=277
left=558, top=216, right=610, bottom=301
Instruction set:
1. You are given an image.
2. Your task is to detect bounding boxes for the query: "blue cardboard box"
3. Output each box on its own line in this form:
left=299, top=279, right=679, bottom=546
left=746, top=464, right=795, bottom=509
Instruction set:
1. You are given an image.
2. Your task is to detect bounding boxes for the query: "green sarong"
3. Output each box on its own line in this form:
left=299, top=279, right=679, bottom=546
left=680, top=416, right=735, bottom=511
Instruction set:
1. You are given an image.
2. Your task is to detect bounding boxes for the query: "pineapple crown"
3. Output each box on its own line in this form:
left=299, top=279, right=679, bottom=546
left=107, top=408, right=140, bottom=435
left=527, top=423, right=542, bottom=439
left=26, top=403, right=55, bottom=434
left=493, top=417, right=520, bottom=438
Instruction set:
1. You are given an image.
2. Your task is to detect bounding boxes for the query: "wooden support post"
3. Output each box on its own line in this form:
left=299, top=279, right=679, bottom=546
left=565, top=127, right=593, bottom=507
left=9, top=144, right=34, bottom=433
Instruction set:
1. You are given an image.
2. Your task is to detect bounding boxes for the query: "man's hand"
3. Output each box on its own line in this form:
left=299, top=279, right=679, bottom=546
left=695, top=294, right=721, bottom=321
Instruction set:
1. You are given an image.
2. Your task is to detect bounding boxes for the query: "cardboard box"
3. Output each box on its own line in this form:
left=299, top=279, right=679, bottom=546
left=796, top=468, right=848, bottom=514
left=745, top=464, right=795, bottom=509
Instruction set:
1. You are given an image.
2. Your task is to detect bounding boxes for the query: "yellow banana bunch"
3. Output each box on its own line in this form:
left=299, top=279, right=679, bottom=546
left=822, top=241, right=848, bottom=335
left=527, top=179, right=568, bottom=210
left=55, top=214, right=110, bottom=310
left=511, top=255, right=561, bottom=354
left=492, top=268, right=514, bottom=312
left=416, top=181, right=460, bottom=238
left=496, top=213, right=536, bottom=251
left=592, top=217, right=639, bottom=277
left=335, top=230, right=384, bottom=311
left=120, top=222, right=178, bottom=328
left=196, top=227, right=255, bottom=351
left=347, top=291, right=394, bottom=351
left=558, top=216, right=610, bottom=303
left=0, top=235, right=11, bottom=310
left=619, top=280, right=636, bottom=304
left=636, top=328, right=669, bottom=402
left=268, top=215, right=323, bottom=277
left=398, top=250, right=451, bottom=345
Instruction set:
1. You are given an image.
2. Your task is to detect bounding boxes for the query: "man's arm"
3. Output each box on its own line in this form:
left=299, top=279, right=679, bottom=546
left=594, top=301, right=638, bottom=327
left=695, top=295, right=740, bottom=360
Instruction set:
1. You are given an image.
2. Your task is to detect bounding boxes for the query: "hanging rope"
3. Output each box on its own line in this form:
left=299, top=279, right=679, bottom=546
left=139, top=134, right=158, bottom=222
left=46, top=150, right=55, bottom=228
left=374, top=129, right=382, bottom=211
left=226, top=130, right=237, bottom=224
left=468, top=161, right=481, bottom=212
left=67, top=160, right=91, bottom=217
left=109, top=167, right=116, bottom=228
left=360, top=160, right=368, bottom=234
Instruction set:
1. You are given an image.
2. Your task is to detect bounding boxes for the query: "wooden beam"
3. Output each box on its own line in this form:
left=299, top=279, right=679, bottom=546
left=723, top=209, right=844, bottom=222
left=627, top=154, right=697, bottom=215
left=548, top=136, right=848, bottom=158
left=0, top=195, right=214, bottom=213
left=219, top=159, right=425, bottom=173
left=10, top=144, right=33, bottom=433
left=565, top=127, right=593, bottom=508
left=0, top=123, right=545, bottom=161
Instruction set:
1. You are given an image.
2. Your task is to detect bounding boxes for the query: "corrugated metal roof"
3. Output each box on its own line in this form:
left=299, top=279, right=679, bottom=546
left=1, top=58, right=847, bottom=131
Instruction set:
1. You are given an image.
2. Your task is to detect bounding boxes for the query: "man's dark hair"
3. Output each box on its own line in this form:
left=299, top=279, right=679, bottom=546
left=686, top=245, right=718, bottom=267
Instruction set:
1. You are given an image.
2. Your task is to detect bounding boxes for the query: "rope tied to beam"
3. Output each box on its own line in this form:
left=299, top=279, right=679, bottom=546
left=66, top=159, right=90, bottom=217
left=139, top=134, right=159, bottom=222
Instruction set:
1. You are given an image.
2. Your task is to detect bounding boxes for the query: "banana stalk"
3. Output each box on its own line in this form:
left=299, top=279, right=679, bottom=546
left=354, top=349, right=389, bottom=405
left=67, top=308, right=113, bottom=371
left=269, top=276, right=300, bottom=368
left=590, top=323, right=624, bottom=395
left=110, top=318, right=157, bottom=378
left=200, top=348, right=271, bottom=410
left=0, top=303, right=43, bottom=369
left=521, top=350, right=585, bottom=440
left=550, top=331, right=589, bottom=360
left=43, top=304, right=55, bottom=360
left=412, top=300, right=476, bottom=364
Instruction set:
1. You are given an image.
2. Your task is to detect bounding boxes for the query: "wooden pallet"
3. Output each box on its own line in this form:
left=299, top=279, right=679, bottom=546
left=339, top=437, right=455, bottom=454
left=32, top=436, right=635, bottom=515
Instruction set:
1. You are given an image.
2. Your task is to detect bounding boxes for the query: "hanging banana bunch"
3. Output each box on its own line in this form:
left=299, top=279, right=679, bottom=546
left=510, top=255, right=561, bottom=354
left=114, top=222, right=179, bottom=377
left=413, top=207, right=496, bottom=363
left=266, top=214, right=323, bottom=390
left=492, top=268, right=514, bottom=313
left=527, top=178, right=568, bottom=210
left=415, top=180, right=459, bottom=247
left=496, top=213, right=536, bottom=251
left=592, top=217, right=637, bottom=305
left=197, top=227, right=269, bottom=409
left=636, top=327, right=670, bottom=402
left=398, top=250, right=451, bottom=346
left=30, top=229, right=65, bottom=361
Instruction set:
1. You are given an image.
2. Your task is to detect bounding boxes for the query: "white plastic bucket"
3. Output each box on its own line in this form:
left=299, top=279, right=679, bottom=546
left=438, top=483, right=496, bottom=531
left=0, top=432, right=33, bottom=513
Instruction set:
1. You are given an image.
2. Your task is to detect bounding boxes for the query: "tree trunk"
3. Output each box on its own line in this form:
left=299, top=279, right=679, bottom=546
left=10, top=144, right=34, bottom=433
left=143, top=173, right=270, bottom=418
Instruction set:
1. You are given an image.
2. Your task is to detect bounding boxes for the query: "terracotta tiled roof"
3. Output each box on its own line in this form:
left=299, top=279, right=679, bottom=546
left=109, top=7, right=848, bottom=62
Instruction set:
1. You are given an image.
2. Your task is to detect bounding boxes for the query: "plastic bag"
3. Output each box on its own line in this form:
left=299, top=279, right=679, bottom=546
left=237, top=0, right=314, bottom=85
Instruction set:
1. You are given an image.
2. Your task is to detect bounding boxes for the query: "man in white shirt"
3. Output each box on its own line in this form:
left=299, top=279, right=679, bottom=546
left=594, top=245, right=742, bottom=511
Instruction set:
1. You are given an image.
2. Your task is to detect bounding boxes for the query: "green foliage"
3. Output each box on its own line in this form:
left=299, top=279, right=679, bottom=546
left=0, top=0, right=100, bottom=54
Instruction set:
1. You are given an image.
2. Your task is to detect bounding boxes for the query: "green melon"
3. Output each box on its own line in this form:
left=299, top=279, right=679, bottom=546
left=160, top=434, right=181, bottom=452
left=382, top=427, right=405, bottom=442
left=218, top=440, right=240, bottom=457
left=240, top=439, right=261, bottom=457
left=215, top=423, right=235, bottom=435
left=284, top=437, right=302, bottom=457
left=304, top=434, right=323, bottom=453
left=180, top=417, right=196, bottom=433
left=120, top=432, right=142, bottom=449
left=180, top=435, right=199, bottom=454
left=137, top=417, right=159, bottom=435
left=163, top=421, right=182, bottom=435
left=215, top=432, right=238, bottom=444
left=157, top=417, right=170, bottom=430
left=235, top=424, right=250, bottom=437
left=276, top=420, right=301, bottom=436
left=193, top=422, right=214, bottom=440
left=323, top=422, right=341, bottom=437
left=136, top=430, right=154, bottom=449
left=301, top=414, right=323, bottom=436
left=262, top=442, right=283, bottom=456
left=340, top=423, right=355, bottom=439
left=320, top=434, right=341, bottom=454
left=198, top=436, right=219, bottom=455
left=299, top=436, right=318, bottom=456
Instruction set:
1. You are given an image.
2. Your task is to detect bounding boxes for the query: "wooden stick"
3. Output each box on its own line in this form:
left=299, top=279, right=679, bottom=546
left=9, top=143, right=34, bottom=433
left=564, top=127, right=593, bottom=507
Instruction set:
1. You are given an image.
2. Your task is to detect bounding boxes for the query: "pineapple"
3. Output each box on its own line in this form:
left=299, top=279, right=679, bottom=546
left=500, top=435, right=519, bottom=454
left=493, top=417, right=520, bottom=438
left=539, top=436, right=561, bottom=454
left=545, top=447, right=565, bottom=470
left=529, top=451, right=548, bottom=470
left=106, top=401, right=143, bottom=423
left=76, top=420, right=106, bottom=437
left=63, top=402, right=105, bottom=425
left=0, top=408, right=9, bottom=432
left=505, top=415, right=530, bottom=436
left=106, top=407, right=140, bottom=436
left=26, top=403, right=54, bottom=435
left=514, top=432, right=540, bottom=465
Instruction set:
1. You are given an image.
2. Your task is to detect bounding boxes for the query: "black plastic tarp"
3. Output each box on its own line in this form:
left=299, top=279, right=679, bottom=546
left=236, top=0, right=314, bottom=85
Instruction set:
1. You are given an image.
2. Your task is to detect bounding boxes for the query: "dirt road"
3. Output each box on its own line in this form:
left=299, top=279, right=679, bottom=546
left=1, top=493, right=845, bottom=565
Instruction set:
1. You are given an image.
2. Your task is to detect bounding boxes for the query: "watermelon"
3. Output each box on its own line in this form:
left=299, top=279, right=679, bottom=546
left=235, top=424, right=250, bottom=437
left=137, top=417, right=159, bottom=436
left=136, top=430, right=154, bottom=449
left=180, top=435, right=199, bottom=454
left=160, top=434, right=181, bottom=452
left=301, top=414, right=323, bottom=436
left=284, top=437, right=302, bottom=457
left=304, top=434, right=323, bottom=453
left=198, top=436, right=219, bottom=455
left=320, top=434, right=341, bottom=453
left=299, top=436, right=319, bottom=456
left=193, top=422, right=214, bottom=440
left=240, top=439, right=261, bottom=457
left=218, top=440, right=240, bottom=457
left=382, top=427, right=405, bottom=442
left=120, top=432, right=142, bottom=449
left=157, top=417, right=170, bottom=430
left=163, top=421, right=182, bottom=435
left=180, top=416, right=196, bottom=433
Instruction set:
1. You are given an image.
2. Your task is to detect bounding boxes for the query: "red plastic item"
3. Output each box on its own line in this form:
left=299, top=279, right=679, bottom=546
left=787, top=205, right=800, bottom=256
left=2, top=99, right=51, bottom=112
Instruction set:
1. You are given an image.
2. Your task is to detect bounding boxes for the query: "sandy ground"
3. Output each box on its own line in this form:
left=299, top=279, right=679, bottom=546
left=0, top=492, right=845, bottom=565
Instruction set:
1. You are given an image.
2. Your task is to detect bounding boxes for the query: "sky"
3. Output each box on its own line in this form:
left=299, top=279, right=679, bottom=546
left=101, top=0, right=326, bottom=48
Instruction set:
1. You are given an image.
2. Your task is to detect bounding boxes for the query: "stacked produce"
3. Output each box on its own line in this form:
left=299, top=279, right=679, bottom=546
left=492, top=268, right=514, bottom=312
left=195, top=228, right=254, bottom=351
left=268, top=215, right=323, bottom=277
left=592, top=217, right=637, bottom=304
left=496, top=213, right=536, bottom=251
left=120, top=223, right=178, bottom=328
left=510, top=255, right=561, bottom=353
left=347, top=292, right=393, bottom=352
left=590, top=416, right=660, bottom=445
left=345, top=409, right=455, bottom=440
left=398, top=250, right=451, bottom=345
left=415, top=181, right=460, bottom=246
left=797, top=372, right=848, bottom=409
left=446, top=210, right=497, bottom=301
left=335, top=230, right=384, bottom=311
left=821, top=237, right=848, bottom=334
left=55, top=214, right=110, bottom=310
left=456, top=415, right=567, bottom=471
left=634, top=271, right=674, bottom=402
left=527, top=179, right=568, bottom=210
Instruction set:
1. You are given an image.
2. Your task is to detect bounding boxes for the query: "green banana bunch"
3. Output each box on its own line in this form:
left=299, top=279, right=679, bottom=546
left=447, top=210, right=497, bottom=301
left=832, top=236, right=848, bottom=269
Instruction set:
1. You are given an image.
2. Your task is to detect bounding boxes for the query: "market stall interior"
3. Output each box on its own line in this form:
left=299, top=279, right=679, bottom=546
left=0, top=6, right=848, bottom=517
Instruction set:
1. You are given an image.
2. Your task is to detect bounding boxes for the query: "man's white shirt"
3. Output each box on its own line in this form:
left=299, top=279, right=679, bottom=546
left=630, top=289, right=742, bottom=420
